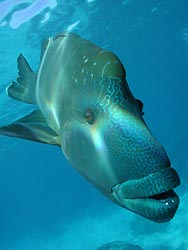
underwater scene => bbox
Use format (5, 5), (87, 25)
(0, 0), (188, 249)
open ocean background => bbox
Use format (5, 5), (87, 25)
(0, 1), (188, 249)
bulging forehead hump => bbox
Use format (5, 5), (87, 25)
(51, 33), (126, 80)
(94, 50), (126, 79)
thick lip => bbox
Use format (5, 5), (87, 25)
(112, 167), (180, 199)
(112, 167), (181, 222)
(122, 190), (180, 223)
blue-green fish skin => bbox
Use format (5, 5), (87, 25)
(0, 32), (180, 223)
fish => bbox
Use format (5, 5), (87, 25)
(96, 241), (144, 250)
(0, 32), (180, 222)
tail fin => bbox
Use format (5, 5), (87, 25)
(7, 54), (36, 104)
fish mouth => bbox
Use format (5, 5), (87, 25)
(112, 167), (180, 223)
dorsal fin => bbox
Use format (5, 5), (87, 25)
(40, 39), (49, 61)
(40, 37), (53, 62)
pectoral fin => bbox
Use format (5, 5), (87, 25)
(0, 110), (60, 146)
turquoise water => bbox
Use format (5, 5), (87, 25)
(0, 1), (188, 249)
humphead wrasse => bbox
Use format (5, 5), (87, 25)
(0, 32), (180, 222)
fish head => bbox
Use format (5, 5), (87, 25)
(60, 50), (180, 223)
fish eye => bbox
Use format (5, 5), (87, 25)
(84, 107), (95, 125)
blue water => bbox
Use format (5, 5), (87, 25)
(0, 1), (188, 249)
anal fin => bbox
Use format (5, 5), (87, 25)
(0, 110), (60, 146)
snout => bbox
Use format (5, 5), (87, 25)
(112, 167), (180, 223)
